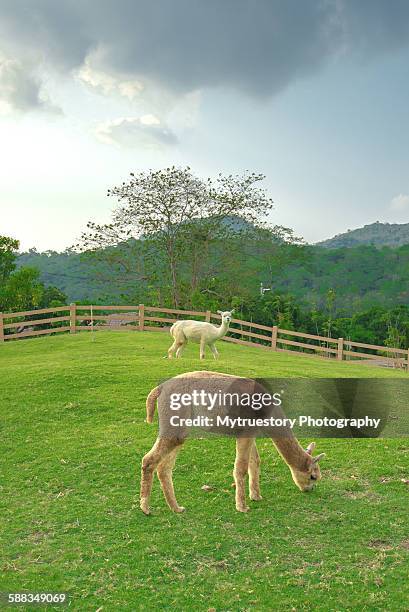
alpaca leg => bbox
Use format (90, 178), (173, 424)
(140, 437), (181, 515)
(199, 338), (206, 360)
(169, 328), (186, 358)
(233, 438), (253, 512)
(210, 343), (219, 360)
(168, 339), (178, 359)
(249, 441), (262, 501)
(175, 342), (186, 358)
(157, 445), (185, 513)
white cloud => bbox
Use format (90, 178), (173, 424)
(76, 57), (144, 101)
(389, 193), (409, 211)
(95, 116), (177, 148)
(139, 114), (161, 126)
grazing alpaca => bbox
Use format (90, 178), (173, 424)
(167, 310), (234, 360)
(140, 371), (325, 514)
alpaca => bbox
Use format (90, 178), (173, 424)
(167, 310), (234, 360)
(140, 371), (325, 514)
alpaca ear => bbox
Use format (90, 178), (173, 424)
(312, 453), (326, 463)
(217, 310), (222, 315)
(230, 309), (235, 314)
(305, 442), (316, 455)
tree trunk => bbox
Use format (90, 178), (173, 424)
(167, 244), (180, 308)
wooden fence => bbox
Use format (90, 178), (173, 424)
(1, 304), (408, 370)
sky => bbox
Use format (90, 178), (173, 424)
(1, 0), (409, 252)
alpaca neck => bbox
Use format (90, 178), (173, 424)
(216, 320), (230, 338)
(271, 436), (309, 471)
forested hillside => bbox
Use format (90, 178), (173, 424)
(317, 221), (409, 248)
(17, 250), (124, 303)
(17, 242), (409, 313)
(275, 244), (409, 312)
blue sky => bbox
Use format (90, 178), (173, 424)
(0, 1), (408, 251)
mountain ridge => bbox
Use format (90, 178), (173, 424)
(316, 221), (409, 248)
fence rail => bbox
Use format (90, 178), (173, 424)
(1, 304), (408, 370)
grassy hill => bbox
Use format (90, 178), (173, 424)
(317, 221), (409, 249)
(1, 332), (408, 610)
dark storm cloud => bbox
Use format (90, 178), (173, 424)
(0, 57), (44, 111)
(0, 54), (61, 113)
(1, 0), (409, 110)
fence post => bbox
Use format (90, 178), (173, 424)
(271, 325), (278, 350)
(0, 312), (4, 343)
(337, 337), (344, 361)
(69, 303), (76, 334)
(205, 310), (211, 322)
(139, 304), (145, 331)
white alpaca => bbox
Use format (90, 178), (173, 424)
(167, 310), (234, 360)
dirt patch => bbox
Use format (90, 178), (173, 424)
(368, 539), (394, 551)
(344, 491), (380, 501)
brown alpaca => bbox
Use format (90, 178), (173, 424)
(140, 371), (325, 514)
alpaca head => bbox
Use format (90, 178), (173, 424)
(217, 310), (235, 324)
(290, 442), (325, 492)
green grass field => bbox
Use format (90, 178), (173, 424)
(1, 331), (408, 611)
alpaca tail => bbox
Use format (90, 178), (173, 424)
(146, 385), (161, 423)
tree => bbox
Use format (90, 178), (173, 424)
(77, 167), (274, 307)
(40, 285), (67, 308)
(322, 288), (336, 339)
(0, 235), (67, 313)
(1, 267), (43, 312)
(0, 236), (19, 283)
